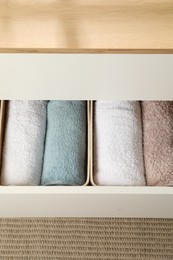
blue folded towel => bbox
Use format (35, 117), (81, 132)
(41, 101), (87, 185)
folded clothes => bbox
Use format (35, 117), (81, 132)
(94, 100), (146, 186)
(41, 101), (87, 186)
(142, 101), (173, 186)
(1, 100), (47, 185)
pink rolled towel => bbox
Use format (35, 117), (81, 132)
(142, 101), (173, 186)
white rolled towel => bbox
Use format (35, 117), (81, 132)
(1, 101), (47, 185)
(94, 101), (146, 186)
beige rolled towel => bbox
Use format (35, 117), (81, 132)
(142, 101), (173, 186)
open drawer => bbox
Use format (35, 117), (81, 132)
(0, 55), (173, 218)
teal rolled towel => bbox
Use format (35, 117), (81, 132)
(41, 101), (87, 185)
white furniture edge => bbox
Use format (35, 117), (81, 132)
(1, 54), (173, 100)
(0, 186), (172, 218)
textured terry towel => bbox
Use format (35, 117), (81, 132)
(94, 101), (146, 186)
(41, 101), (87, 186)
(1, 101), (47, 185)
(142, 101), (173, 186)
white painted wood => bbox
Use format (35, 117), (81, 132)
(0, 54), (173, 217)
(0, 54), (173, 100)
(0, 186), (172, 218)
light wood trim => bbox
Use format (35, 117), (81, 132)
(0, 1), (173, 53)
(1, 49), (173, 54)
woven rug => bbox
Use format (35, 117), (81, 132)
(0, 218), (172, 260)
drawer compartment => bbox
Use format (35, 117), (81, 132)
(0, 100), (90, 186)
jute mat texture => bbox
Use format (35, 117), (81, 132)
(0, 218), (172, 259)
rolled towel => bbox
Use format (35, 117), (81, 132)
(94, 101), (146, 186)
(142, 101), (173, 186)
(1, 100), (47, 185)
(41, 101), (87, 186)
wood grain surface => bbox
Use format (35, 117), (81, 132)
(0, 0), (173, 53)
